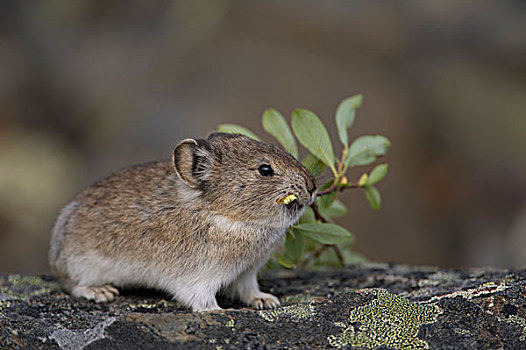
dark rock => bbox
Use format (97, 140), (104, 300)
(1, 264), (525, 349)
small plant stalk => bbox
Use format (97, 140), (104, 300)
(310, 202), (346, 267)
(316, 180), (360, 197)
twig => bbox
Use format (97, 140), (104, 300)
(302, 244), (345, 268)
(309, 202), (346, 267)
(332, 245), (345, 267)
(311, 202), (328, 223)
(299, 244), (329, 268)
(316, 181), (359, 197)
(312, 245), (330, 260)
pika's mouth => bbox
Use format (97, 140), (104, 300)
(285, 199), (301, 210)
(276, 194), (302, 210)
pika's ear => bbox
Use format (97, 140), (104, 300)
(172, 138), (212, 188)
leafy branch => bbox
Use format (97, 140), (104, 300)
(217, 94), (391, 269)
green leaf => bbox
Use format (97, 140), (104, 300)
(335, 94), (363, 147)
(316, 191), (337, 210)
(285, 229), (304, 262)
(299, 206), (316, 224)
(292, 223), (353, 245)
(320, 199), (347, 218)
(302, 153), (325, 177)
(366, 163), (388, 185)
(291, 109), (336, 173)
(320, 179), (334, 191)
(345, 135), (391, 168)
(262, 109), (298, 158)
(275, 252), (295, 269)
(364, 185), (381, 210)
(217, 124), (261, 141)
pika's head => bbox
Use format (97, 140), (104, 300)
(173, 133), (317, 227)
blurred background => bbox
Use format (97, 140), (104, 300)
(1, 0), (525, 274)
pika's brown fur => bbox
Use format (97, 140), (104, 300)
(49, 133), (316, 311)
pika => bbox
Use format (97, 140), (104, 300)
(49, 133), (317, 311)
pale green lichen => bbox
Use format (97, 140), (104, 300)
(453, 327), (471, 336)
(481, 281), (498, 288)
(327, 289), (440, 349)
(0, 300), (12, 311)
(0, 275), (60, 301)
(225, 319), (235, 328)
(279, 293), (317, 305)
(157, 299), (178, 307)
(498, 314), (526, 342)
(259, 302), (315, 323)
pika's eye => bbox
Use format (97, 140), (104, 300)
(258, 164), (274, 177)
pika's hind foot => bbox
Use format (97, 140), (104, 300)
(72, 285), (119, 303)
(246, 291), (280, 309)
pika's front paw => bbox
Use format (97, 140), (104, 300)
(72, 285), (119, 303)
(246, 292), (280, 309)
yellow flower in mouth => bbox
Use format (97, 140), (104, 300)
(276, 194), (297, 205)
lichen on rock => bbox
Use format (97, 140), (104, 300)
(258, 302), (316, 323)
(499, 314), (526, 342)
(0, 275), (60, 301)
(327, 289), (440, 349)
(0, 265), (524, 349)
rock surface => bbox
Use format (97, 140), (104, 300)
(1, 264), (525, 350)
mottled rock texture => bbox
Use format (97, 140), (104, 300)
(1, 264), (525, 349)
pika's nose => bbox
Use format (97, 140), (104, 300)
(306, 179), (317, 196)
